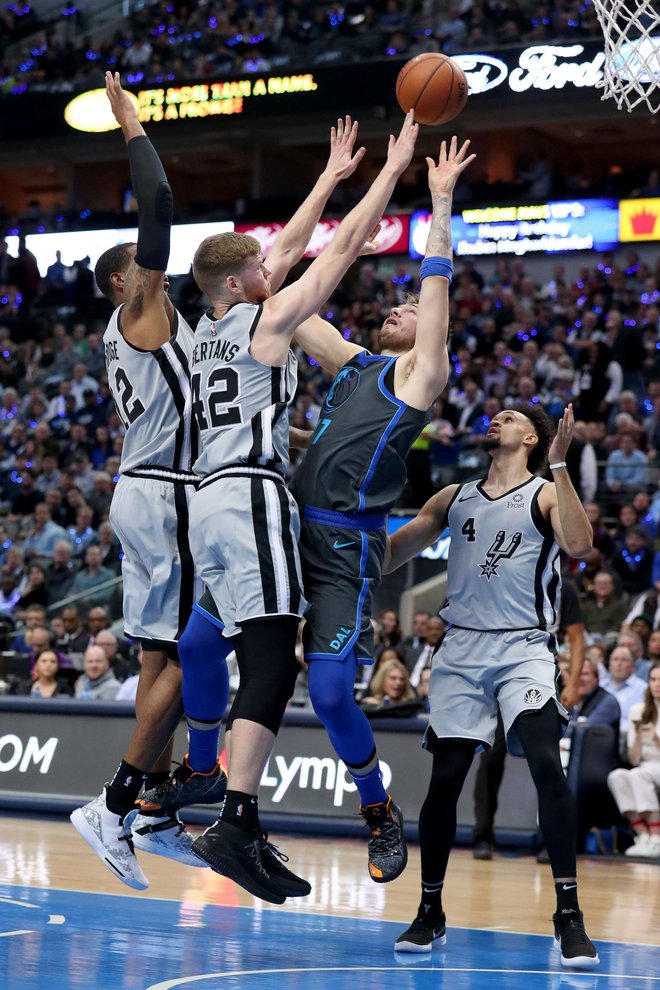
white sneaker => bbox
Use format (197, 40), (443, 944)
(625, 833), (651, 856)
(641, 834), (660, 857)
(70, 788), (148, 890)
(132, 813), (206, 867)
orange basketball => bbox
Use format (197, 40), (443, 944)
(396, 53), (468, 126)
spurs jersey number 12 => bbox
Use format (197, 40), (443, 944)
(103, 305), (196, 474)
(441, 476), (561, 631)
(191, 304), (297, 477)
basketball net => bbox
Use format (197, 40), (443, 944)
(590, 0), (660, 112)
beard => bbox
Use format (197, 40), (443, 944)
(377, 325), (407, 354)
(483, 436), (501, 452)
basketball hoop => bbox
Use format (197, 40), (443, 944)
(590, 0), (660, 112)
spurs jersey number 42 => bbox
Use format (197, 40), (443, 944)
(441, 476), (561, 631)
(191, 304), (297, 477)
(103, 305), (196, 474)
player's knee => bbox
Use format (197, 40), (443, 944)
(178, 610), (224, 673)
(308, 664), (351, 725)
(230, 617), (300, 733)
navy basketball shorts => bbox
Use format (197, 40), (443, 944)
(299, 517), (386, 664)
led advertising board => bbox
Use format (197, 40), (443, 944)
(236, 214), (410, 258)
(5, 221), (234, 277)
(410, 199), (620, 258)
(619, 198), (660, 243)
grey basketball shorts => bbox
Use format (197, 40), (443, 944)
(189, 471), (309, 638)
(298, 508), (387, 664)
(110, 473), (200, 645)
(427, 626), (569, 754)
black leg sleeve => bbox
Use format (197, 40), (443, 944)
(419, 734), (478, 884)
(515, 701), (578, 878)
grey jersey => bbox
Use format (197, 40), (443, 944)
(104, 305), (197, 474)
(192, 304), (297, 478)
(441, 475), (561, 631)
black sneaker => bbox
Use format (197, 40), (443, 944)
(553, 910), (600, 969)
(473, 841), (494, 861)
(135, 758), (227, 817)
(360, 796), (408, 883)
(395, 912), (447, 953)
(258, 832), (311, 897)
(192, 819), (286, 904)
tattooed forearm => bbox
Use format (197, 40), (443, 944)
(425, 193), (452, 259)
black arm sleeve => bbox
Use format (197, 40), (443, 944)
(127, 135), (173, 272)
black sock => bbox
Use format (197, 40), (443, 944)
(220, 790), (259, 833)
(554, 880), (580, 915)
(106, 761), (144, 817)
(143, 770), (169, 791)
(419, 880), (444, 922)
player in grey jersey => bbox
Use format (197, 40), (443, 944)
(385, 404), (599, 969)
(71, 73), (213, 889)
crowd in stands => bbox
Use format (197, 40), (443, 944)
(0, 216), (659, 851)
(1, 0), (606, 98)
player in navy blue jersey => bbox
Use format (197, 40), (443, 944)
(291, 137), (475, 884)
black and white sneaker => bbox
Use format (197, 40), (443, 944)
(258, 833), (311, 897)
(192, 819), (286, 904)
(134, 757), (227, 818)
(553, 910), (600, 969)
(132, 812), (205, 868)
(360, 796), (408, 883)
(395, 913), (447, 953)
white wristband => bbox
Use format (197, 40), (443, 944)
(549, 461), (567, 471)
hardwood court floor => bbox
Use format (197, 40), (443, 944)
(1, 816), (658, 990)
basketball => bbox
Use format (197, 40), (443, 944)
(396, 53), (469, 126)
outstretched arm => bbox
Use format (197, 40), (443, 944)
(105, 71), (174, 349)
(539, 404), (593, 558)
(260, 112), (419, 338)
(293, 315), (364, 378)
(266, 117), (366, 292)
(395, 137), (475, 411)
(384, 485), (458, 573)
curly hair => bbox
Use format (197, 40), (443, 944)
(512, 403), (555, 474)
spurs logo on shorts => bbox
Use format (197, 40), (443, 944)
(524, 687), (543, 705)
(479, 529), (522, 579)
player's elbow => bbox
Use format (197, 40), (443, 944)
(567, 539), (593, 559)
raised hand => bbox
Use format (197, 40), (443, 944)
(105, 71), (141, 137)
(324, 116), (366, 182)
(548, 403), (575, 465)
(386, 110), (419, 175)
(426, 136), (476, 196)
(359, 222), (382, 257)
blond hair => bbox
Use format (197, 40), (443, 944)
(193, 232), (260, 298)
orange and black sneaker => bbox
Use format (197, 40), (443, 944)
(359, 796), (408, 883)
(133, 757), (227, 818)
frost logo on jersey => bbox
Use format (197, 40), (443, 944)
(524, 688), (543, 705)
(324, 367), (360, 411)
(479, 529), (522, 579)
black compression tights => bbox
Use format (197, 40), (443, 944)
(515, 701), (578, 878)
(418, 736), (477, 885)
(419, 702), (577, 885)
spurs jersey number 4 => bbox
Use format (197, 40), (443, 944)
(103, 305), (196, 474)
(191, 304), (297, 477)
(441, 476), (560, 631)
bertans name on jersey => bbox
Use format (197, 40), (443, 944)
(192, 338), (240, 365)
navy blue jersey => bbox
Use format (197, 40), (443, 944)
(292, 352), (428, 515)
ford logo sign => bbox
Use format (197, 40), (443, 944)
(452, 53), (509, 94)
